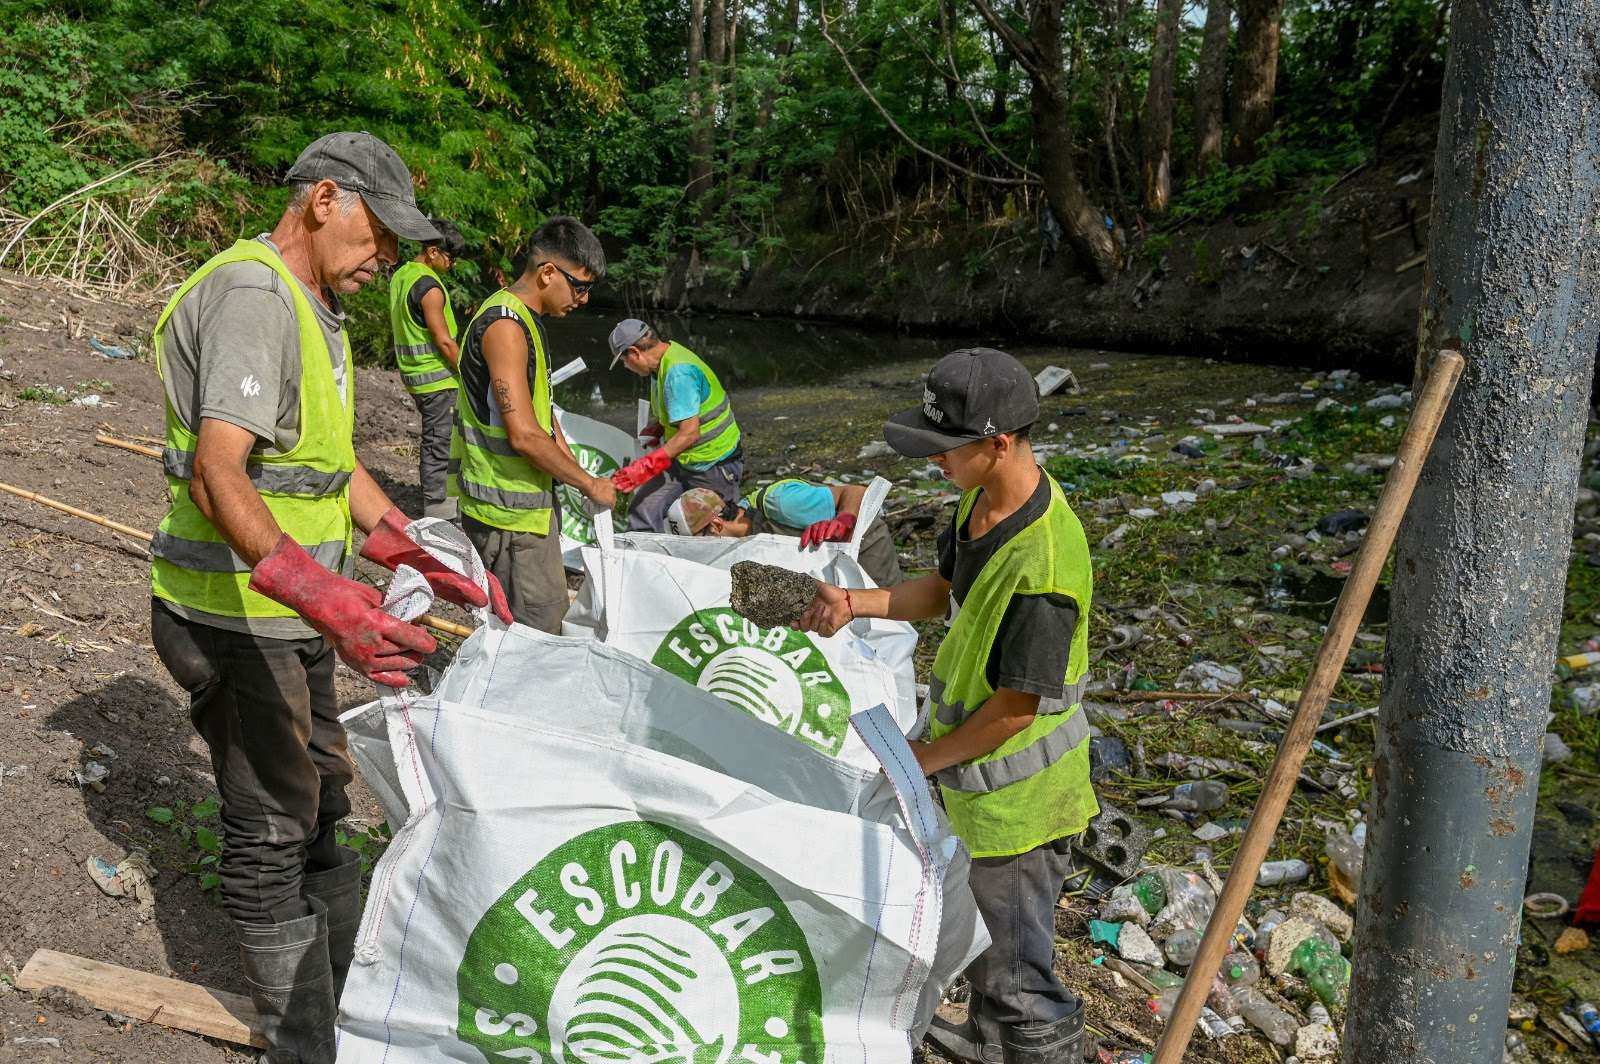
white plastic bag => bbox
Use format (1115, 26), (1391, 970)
(336, 628), (987, 1062)
(553, 408), (639, 569)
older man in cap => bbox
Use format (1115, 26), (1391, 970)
(148, 131), (510, 1063)
(609, 318), (744, 531)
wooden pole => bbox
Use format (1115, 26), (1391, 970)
(0, 481), (475, 641)
(95, 432), (162, 459)
(1152, 349), (1464, 1064)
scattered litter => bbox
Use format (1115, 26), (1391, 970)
(1166, 780), (1229, 812)
(1160, 490), (1198, 508)
(1555, 926), (1590, 954)
(857, 440), (894, 459)
(1099, 522), (1132, 550)
(1035, 365), (1082, 397)
(1115, 922), (1165, 965)
(1175, 660), (1243, 692)
(1365, 392), (1409, 410)
(1544, 732), (1573, 764)
(69, 394), (105, 407)
(10, 1037), (62, 1048)
(84, 851), (155, 912)
(1192, 821), (1232, 843)
(1202, 422), (1273, 437)
(1257, 859), (1311, 886)
(74, 760), (109, 792)
(1315, 508), (1369, 535)
(1523, 891), (1570, 919)
(89, 337), (135, 359)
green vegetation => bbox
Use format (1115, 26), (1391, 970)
(0, 0), (1448, 354)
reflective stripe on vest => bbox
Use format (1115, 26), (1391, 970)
(161, 448), (351, 496)
(448, 292), (555, 534)
(651, 342), (740, 466)
(935, 706), (1091, 793)
(151, 532), (348, 573)
(930, 673), (1091, 728)
(389, 261), (457, 395)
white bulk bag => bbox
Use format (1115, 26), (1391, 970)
(336, 628), (988, 1063)
(552, 408), (639, 569)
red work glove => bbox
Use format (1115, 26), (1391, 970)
(360, 507), (512, 624)
(640, 422), (664, 448)
(613, 448), (673, 492)
(800, 512), (856, 548)
(249, 535), (436, 686)
(1577, 847), (1600, 927)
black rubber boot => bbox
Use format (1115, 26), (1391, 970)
(301, 847), (362, 998)
(237, 898), (338, 1064)
(1000, 999), (1087, 1064)
(925, 1008), (1004, 1064)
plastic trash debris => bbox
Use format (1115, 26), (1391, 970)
(1131, 871), (1169, 916)
(1291, 937), (1352, 1008)
(1257, 858), (1312, 886)
(1505, 1029), (1527, 1057)
(1098, 886), (1150, 926)
(1233, 986), (1297, 1046)
(1572, 684), (1600, 712)
(1255, 908), (1288, 958)
(1090, 735), (1132, 783)
(1161, 490), (1198, 508)
(1223, 950), (1261, 987)
(84, 851), (155, 912)
(1577, 1002), (1600, 1040)
(1166, 780), (1230, 812)
(1151, 868), (1218, 937)
(1192, 821), (1232, 843)
(1265, 917), (1338, 976)
(857, 439), (895, 459)
(90, 337), (135, 359)
(1099, 522), (1133, 550)
(1315, 508), (1370, 535)
(1366, 392), (1409, 409)
(1172, 440), (1206, 459)
(1104, 624), (1145, 651)
(727, 560), (820, 628)
(75, 759), (110, 792)
(1522, 891), (1570, 919)
(1295, 1003), (1340, 1060)
(69, 394), (105, 407)
(1153, 752), (1241, 778)
(1089, 919), (1125, 949)
(1555, 926), (1590, 954)
(1203, 422), (1273, 436)
(1175, 660), (1244, 692)
(1035, 365), (1082, 397)
(1164, 928), (1202, 967)
(1544, 732), (1573, 764)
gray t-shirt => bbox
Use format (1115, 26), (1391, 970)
(157, 234), (351, 639)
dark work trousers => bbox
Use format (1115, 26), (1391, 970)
(411, 387), (457, 518)
(151, 600), (352, 926)
(462, 505), (568, 634)
(965, 838), (1081, 1026)
(626, 449), (745, 532)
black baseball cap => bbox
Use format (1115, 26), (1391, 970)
(284, 132), (439, 242)
(883, 347), (1040, 458)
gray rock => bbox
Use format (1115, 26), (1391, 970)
(1115, 922), (1164, 966)
(729, 561), (821, 630)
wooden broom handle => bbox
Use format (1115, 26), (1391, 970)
(0, 480), (475, 640)
(1152, 349), (1464, 1064)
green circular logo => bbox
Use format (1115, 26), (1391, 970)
(651, 608), (853, 756)
(456, 820), (825, 1063)
(557, 444), (621, 543)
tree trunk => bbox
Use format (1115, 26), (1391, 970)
(686, 0), (711, 206)
(989, 34), (1011, 127)
(1101, 0), (1130, 209)
(1027, 0), (1120, 280)
(1140, 0), (1183, 212)
(1227, 0), (1283, 164)
(723, 0), (740, 197)
(1342, 2), (1600, 1062)
(754, 0), (799, 133)
(1194, 0), (1230, 174)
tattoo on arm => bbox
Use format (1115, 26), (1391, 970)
(492, 378), (515, 415)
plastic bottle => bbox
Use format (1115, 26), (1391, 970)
(1291, 938), (1352, 1008)
(1164, 928), (1202, 967)
(1254, 908), (1288, 959)
(1578, 1001), (1600, 1040)
(1150, 986), (1181, 1022)
(1232, 986), (1297, 1046)
(1167, 780), (1229, 811)
(1223, 949), (1261, 987)
(1131, 871), (1168, 916)
(1152, 872), (1218, 935)
(1257, 859), (1312, 886)
(1325, 824), (1367, 882)
(1206, 974), (1239, 1018)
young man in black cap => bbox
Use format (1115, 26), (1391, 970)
(149, 131), (511, 1064)
(795, 348), (1096, 1064)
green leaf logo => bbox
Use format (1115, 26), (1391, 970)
(650, 608), (852, 756)
(456, 821), (824, 1064)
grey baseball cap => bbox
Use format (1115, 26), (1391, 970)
(608, 318), (651, 368)
(284, 132), (439, 242)
(883, 347), (1040, 457)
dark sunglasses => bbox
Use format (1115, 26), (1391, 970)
(542, 261), (597, 297)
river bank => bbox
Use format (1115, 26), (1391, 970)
(608, 147), (1438, 378)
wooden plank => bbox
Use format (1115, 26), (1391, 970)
(16, 949), (266, 1049)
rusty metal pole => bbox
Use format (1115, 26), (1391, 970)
(1342, 0), (1600, 1060)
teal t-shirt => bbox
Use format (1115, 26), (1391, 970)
(750, 480), (836, 529)
(662, 363), (716, 469)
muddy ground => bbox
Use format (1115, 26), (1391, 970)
(1, 268), (1597, 1062)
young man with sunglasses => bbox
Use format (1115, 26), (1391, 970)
(608, 319), (743, 532)
(388, 217), (467, 517)
(448, 216), (616, 632)
(793, 348), (1096, 1064)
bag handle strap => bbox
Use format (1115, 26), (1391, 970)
(851, 703), (945, 1031)
(848, 476), (892, 557)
